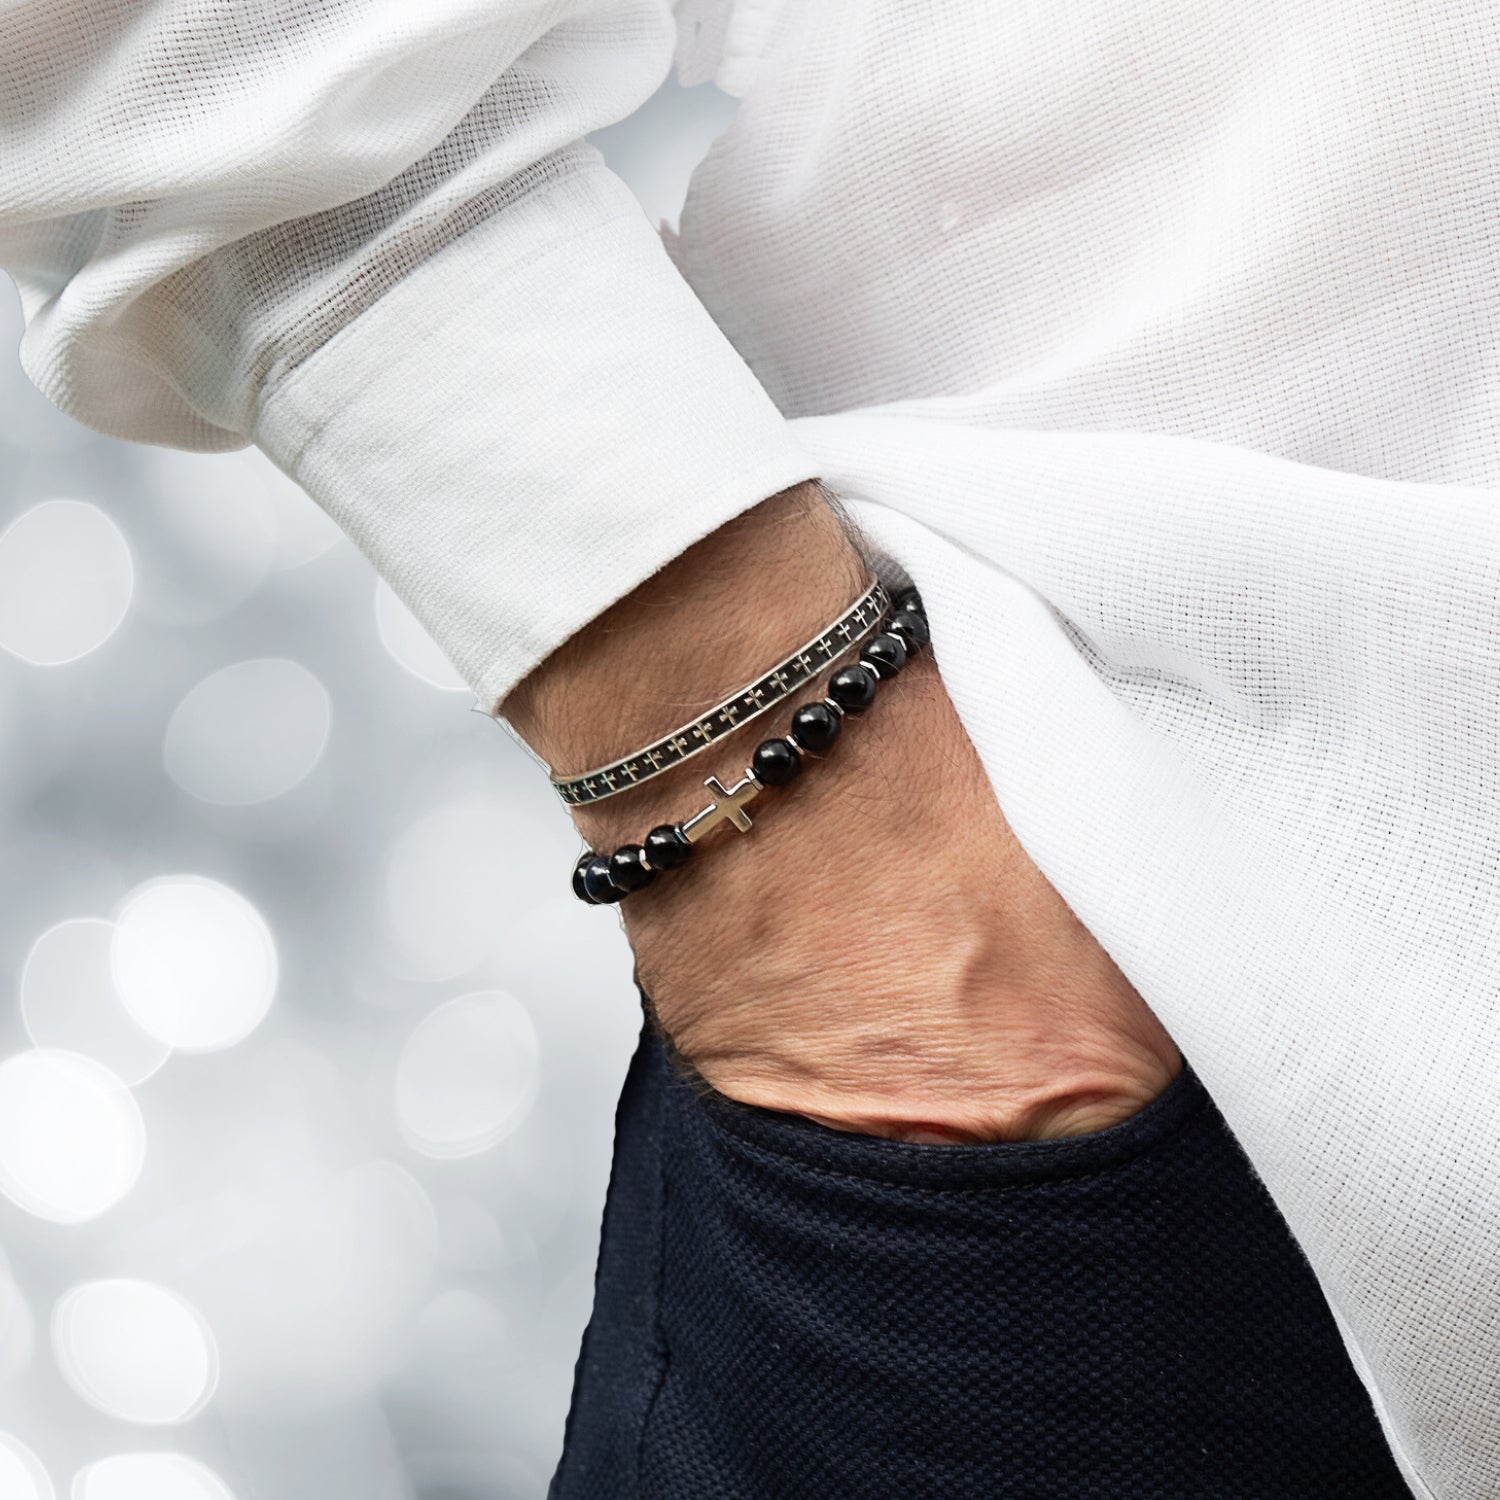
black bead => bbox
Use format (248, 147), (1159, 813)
(608, 845), (655, 893)
(790, 701), (842, 753)
(888, 608), (931, 651)
(644, 823), (692, 870)
(572, 852), (598, 903)
(828, 662), (879, 713)
(860, 631), (908, 680)
(752, 737), (803, 786)
(581, 855), (625, 904)
(895, 587), (924, 616)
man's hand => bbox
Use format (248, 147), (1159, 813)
(502, 481), (1181, 1142)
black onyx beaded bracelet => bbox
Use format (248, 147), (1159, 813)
(571, 589), (929, 905)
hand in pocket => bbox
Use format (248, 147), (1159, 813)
(590, 640), (1182, 1144)
(505, 482), (1180, 1144)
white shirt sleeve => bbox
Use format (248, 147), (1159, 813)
(0, 0), (816, 712)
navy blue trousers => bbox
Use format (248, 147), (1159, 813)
(550, 1019), (1410, 1498)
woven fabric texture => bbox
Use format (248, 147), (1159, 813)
(552, 1021), (1411, 1498)
(4, 3), (1500, 1492)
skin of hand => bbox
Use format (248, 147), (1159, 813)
(502, 481), (1182, 1142)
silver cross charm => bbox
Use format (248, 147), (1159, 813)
(681, 771), (763, 844)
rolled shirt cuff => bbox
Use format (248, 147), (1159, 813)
(252, 161), (818, 716)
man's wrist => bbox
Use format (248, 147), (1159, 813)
(500, 479), (870, 835)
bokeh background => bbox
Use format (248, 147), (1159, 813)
(0, 70), (738, 1500)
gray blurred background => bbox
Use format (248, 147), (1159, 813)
(0, 71), (738, 1500)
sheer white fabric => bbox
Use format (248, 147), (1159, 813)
(4, 2), (1500, 1494)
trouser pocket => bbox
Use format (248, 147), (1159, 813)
(552, 1023), (1408, 1500)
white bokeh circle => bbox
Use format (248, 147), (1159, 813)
(396, 991), (540, 1158)
(0, 1432), (54, 1500)
(0, 1051), (145, 1224)
(111, 877), (277, 1052)
(53, 1280), (219, 1425)
(163, 659), (331, 806)
(70, 1453), (234, 1500)
(20, 919), (169, 1086)
(373, 580), (467, 692)
(0, 501), (132, 665)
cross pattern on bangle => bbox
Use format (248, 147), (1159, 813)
(545, 576), (890, 807)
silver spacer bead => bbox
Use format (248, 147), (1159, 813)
(822, 696), (846, 718)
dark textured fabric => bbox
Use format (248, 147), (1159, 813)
(550, 1019), (1410, 1499)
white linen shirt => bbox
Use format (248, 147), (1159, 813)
(4, 3), (1499, 1494)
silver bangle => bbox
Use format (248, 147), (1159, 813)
(546, 575), (890, 807)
